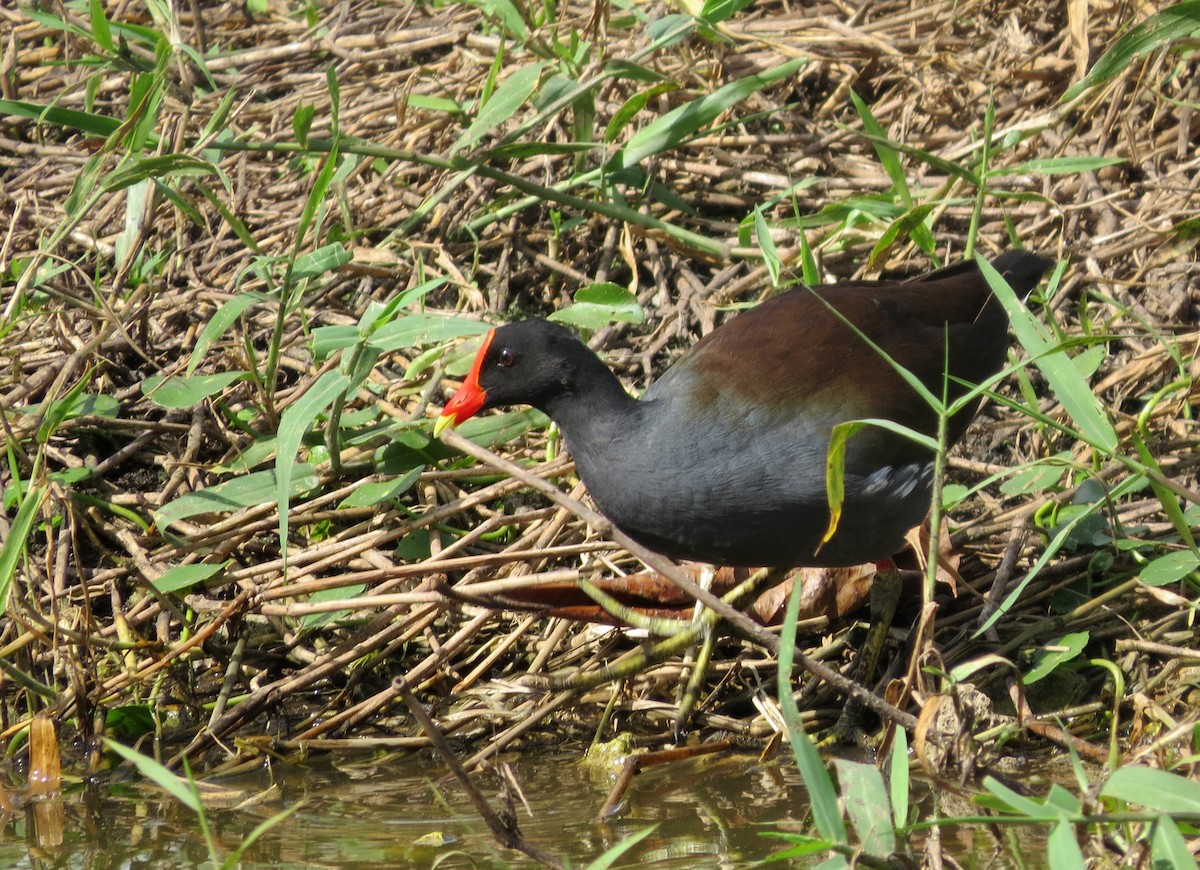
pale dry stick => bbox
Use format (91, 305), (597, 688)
(127, 478), (534, 629)
(1006, 680), (1109, 764)
(1114, 638), (1200, 662)
(213, 466), (576, 591)
(262, 563), (585, 603)
(524, 617), (576, 677)
(437, 428), (918, 732)
(89, 427), (179, 480)
(453, 614), (541, 692)
(173, 605), (424, 762)
(417, 499), (573, 590)
(292, 608), (495, 741)
(207, 636), (245, 731)
(0, 590), (252, 745)
(275, 736), (430, 752)
(405, 509), (509, 568)
(259, 591), (447, 617)
(456, 688), (585, 774)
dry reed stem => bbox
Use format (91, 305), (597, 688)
(0, 0), (1196, 774)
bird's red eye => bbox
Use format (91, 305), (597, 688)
(497, 348), (515, 368)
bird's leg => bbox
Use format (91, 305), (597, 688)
(575, 577), (695, 637)
(550, 620), (709, 692)
(669, 565), (793, 734)
(549, 566), (787, 697)
(672, 566), (717, 737)
(818, 561), (905, 746)
(673, 631), (719, 738)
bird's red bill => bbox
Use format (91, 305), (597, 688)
(434, 328), (495, 436)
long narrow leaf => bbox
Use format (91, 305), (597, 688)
(0, 484), (48, 616)
(850, 90), (910, 206)
(1063, 3), (1200, 101)
(835, 759), (896, 857)
(275, 370), (351, 564)
(890, 727), (909, 830)
(104, 739), (203, 813)
(779, 579), (847, 844)
(453, 62), (544, 154)
(102, 154), (221, 191)
(852, 130), (980, 185)
(617, 58), (804, 169)
(1047, 820), (1086, 869)
(188, 293), (272, 374)
(978, 256), (1118, 452)
(153, 465), (321, 531)
(1100, 765), (1200, 813)
(1150, 817), (1196, 868)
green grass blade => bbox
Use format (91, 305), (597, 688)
(779, 579), (847, 844)
(981, 776), (1062, 821)
(1130, 431), (1199, 553)
(291, 242), (351, 280)
(977, 494), (1114, 634)
(104, 739), (203, 813)
(37, 371), (91, 442)
(991, 156), (1126, 176)
(868, 203), (935, 268)
(1063, 3), (1200, 101)
(0, 102), (152, 144)
(1100, 765), (1200, 813)
(142, 372), (250, 409)
(1140, 550), (1200, 586)
(102, 154), (221, 191)
(753, 205), (781, 287)
(548, 283), (645, 329)
(584, 825), (657, 869)
(977, 256), (1118, 452)
(834, 759), (896, 857)
(851, 130), (980, 186)
(1150, 816), (1195, 868)
(153, 465), (320, 531)
(153, 562), (226, 594)
(453, 61), (545, 154)
(890, 727), (909, 830)
(88, 0), (114, 52)
(617, 58), (804, 169)
(700, 0), (757, 25)
(275, 370), (351, 564)
(0, 483), (48, 616)
(187, 292), (272, 374)
(605, 81), (678, 143)
(1047, 819), (1085, 870)
(24, 8), (97, 43)
(850, 89), (910, 206)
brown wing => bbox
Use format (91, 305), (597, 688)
(650, 260), (1007, 449)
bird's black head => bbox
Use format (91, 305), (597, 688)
(436, 320), (595, 432)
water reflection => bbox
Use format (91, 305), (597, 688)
(1, 746), (812, 868)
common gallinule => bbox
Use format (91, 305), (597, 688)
(435, 251), (1051, 574)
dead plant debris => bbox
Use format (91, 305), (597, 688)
(1, 0), (1198, 788)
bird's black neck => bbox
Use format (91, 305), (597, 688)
(540, 352), (642, 446)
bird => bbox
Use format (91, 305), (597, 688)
(434, 251), (1051, 576)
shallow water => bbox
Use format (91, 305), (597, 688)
(1, 746), (808, 868)
(1, 745), (1043, 868)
